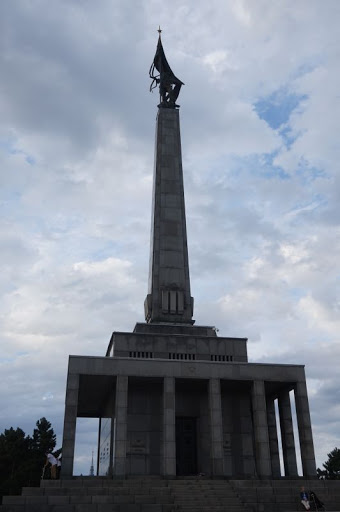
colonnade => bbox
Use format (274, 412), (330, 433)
(61, 375), (316, 478)
(255, 380), (316, 478)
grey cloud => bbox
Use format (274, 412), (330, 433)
(1, 0), (340, 474)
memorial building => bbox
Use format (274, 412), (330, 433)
(61, 33), (317, 481)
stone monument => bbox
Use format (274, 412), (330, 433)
(60, 32), (316, 481)
(6, 32), (340, 512)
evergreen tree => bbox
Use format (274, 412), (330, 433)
(0, 418), (58, 498)
(0, 427), (31, 496)
(32, 417), (56, 455)
(322, 447), (340, 479)
(29, 417), (57, 485)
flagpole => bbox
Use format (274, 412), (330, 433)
(158, 26), (162, 106)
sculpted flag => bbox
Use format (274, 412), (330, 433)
(149, 35), (184, 107)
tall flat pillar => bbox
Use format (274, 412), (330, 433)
(208, 379), (225, 476)
(96, 418), (101, 476)
(114, 375), (128, 476)
(163, 377), (176, 476)
(294, 381), (316, 477)
(251, 380), (272, 478)
(61, 373), (79, 477)
(278, 389), (298, 476)
(266, 397), (281, 477)
(144, 107), (194, 324)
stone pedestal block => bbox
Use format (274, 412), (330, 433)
(252, 380), (271, 478)
(163, 377), (176, 476)
(208, 379), (225, 476)
(114, 375), (128, 476)
(295, 380), (316, 476)
(278, 389), (298, 476)
(61, 373), (79, 478)
(266, 397), (281, 477)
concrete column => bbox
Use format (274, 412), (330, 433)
(208, 379), (225, 476)
(278, 389), (298, 476)
(114, 375), (128, 476)
(251, 380), (272, 478)
(61, 372), (79, 477)
(266, 397), (281, 477)
(294, 381), (317, 477)
(96, 417), (101, 476)
(163, 377), (176, 476)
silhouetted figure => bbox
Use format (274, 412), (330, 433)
(45, 451), (57, 479)
(150, 29), (184, 108)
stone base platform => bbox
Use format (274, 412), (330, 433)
(0, 477), (248, 512)
(232, 479), (340, 512)
(1, 477), (340, 512)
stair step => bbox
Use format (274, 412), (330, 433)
(0, 478), (249, 512)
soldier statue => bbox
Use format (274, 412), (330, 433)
(149, 28), (184, 108)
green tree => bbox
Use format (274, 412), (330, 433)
(0, 417), (58, 498)
(29, 417), (57, 485)
(0, 427), (31, 496)
(32, 417), (56, 456)
(322, 447), (340, 479)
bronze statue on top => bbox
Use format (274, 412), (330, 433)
(149, 29), (184, 108)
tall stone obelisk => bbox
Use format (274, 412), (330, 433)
(144, 33), (194, 324)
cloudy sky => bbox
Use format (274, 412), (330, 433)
(1, 0), (340, 475)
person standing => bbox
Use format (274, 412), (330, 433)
(56, 453), (62, 479)
(45, 451), (58, 479)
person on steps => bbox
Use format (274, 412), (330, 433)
(300, 486), (310, 510)
(45, 451), (58, 480)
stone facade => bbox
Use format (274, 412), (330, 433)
(61, 345), (316, 478)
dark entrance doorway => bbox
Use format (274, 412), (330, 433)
(175, 417), (197, 475)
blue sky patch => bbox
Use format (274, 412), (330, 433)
(25, 155), (35, 165)
(255, 88), (307, 130)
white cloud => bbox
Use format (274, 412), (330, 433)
(0, 0), (340, 475)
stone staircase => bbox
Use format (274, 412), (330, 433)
(170, 479), (249, 511)
(0, 477), (249, 512)
(232, 479), (340, 512)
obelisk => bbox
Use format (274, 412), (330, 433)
(144, 32), (194, 324)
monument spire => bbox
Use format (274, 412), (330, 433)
(145, 33), (194, 324)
